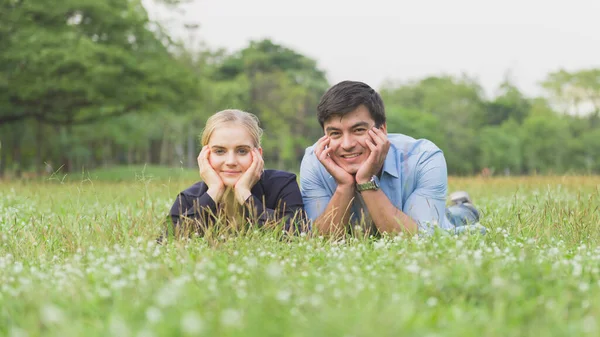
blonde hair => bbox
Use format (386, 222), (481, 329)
(200, 109), (263, 147)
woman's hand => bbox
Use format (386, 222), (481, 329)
(198, 145), (225, 203)
(234, 148), (264, 205)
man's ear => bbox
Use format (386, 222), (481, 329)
(379, 123), (387, 134)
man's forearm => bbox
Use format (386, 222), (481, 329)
(360, 189), (418, 235)
(313, 185), (355, 237)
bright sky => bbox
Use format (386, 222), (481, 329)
(144, 0), (600, 99)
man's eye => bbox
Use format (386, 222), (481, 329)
(355, 128), (367, 133)
(329, 132), (341, 137)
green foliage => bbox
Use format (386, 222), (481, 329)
(542, 68), (600, 115)
(478, 119), (522, 174)
(2, 1), (600, 176)
(385, 104), (445, 149)
(381, 75), (487, 175)
(521, 113), (570, 174)
(486, 80), (531, 125)
(0, 0), (199, 125)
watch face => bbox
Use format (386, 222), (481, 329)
(371, 175), (380, 189)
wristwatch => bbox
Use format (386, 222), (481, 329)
(356, 175), (380, 192)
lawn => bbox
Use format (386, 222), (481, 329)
(1, 169), (599, 336)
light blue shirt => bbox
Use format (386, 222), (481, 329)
(299, 133), (453, 233)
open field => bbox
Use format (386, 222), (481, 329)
(1, 170), (600, 336)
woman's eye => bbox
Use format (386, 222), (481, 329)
(214, 149), (225, 155)
(237, 149), (249, 155)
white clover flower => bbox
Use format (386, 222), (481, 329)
(426, 297), (438, 307)
(136, 328), (155, 337)
(137, 269), (147, 281)
(265, 262), (282, 279)
(405, 263), (420, 274)
(373, 240), (387, 250)
(583, 315), (597, 333)
(578, 282), (590, 292)
(155, 283), (181, 308)
(573, 262), (583, 277)
(276, 289), (292, 303)
(492, 276), (505, 288)
(181, 311), (204, 335)
(220, 308), (243, 328)
(146, 307), (162, 324)
(111, 279), (127, 290)
(40, 304), (64, 325)
(236, 289), (247, 299)
(9, 327), (28, 337)
(109, 316), (130, 337)
(245, 257), (258, 268)
(13, 262), (23, 274)
(309, 295), (322, 307)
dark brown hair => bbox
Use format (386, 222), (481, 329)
(317, 80), (386, 128)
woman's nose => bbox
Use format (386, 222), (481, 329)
(225, 152), (237, 165)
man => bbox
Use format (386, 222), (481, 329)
(299, 80), (483, 237)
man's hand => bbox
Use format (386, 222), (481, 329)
(234, 148), (263, 205)
(198, 146), (225, 203)
(355, 127), (390, 184)
(314, 135), (355, 187)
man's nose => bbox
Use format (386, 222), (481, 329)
(341, 134), (355, 150)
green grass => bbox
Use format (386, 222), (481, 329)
(54, 165), (201, 182)
(1, 174), (600, 336)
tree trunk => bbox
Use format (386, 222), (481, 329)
(127, 147), (133, 165)
(149, 139), (161, 164)
(0, 132), (6, 178)
(60, 124), (73, 173)
(13, 127), (22, 178)
(187, 127), (195, 168)
(35, 119), (43, 174)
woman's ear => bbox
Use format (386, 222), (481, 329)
(258, 147), (263, 156)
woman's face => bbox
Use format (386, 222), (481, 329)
(208, 123), (262, 187)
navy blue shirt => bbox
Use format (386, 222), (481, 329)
(169, 170), (306, 234)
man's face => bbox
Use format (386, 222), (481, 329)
(322, 105), (387, 175)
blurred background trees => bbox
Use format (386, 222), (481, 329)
(1, 0), (599, 178)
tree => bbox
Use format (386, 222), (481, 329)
(521, 112), (570, 174)
(486, 80), (531, 125)
(0, 0), (199, 126)
(541, 68), (600, 117)
(385, 104), (445, 150)
(381, 75), (487, 175)
(478, 119), (522, 174)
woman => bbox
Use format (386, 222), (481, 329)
(168, 109), (306, 237)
